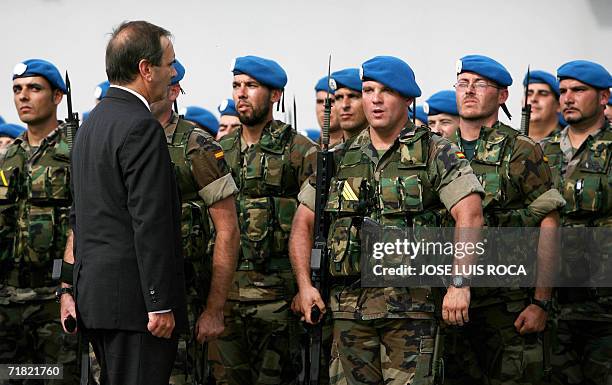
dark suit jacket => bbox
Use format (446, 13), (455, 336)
(71, 87), (187, 333)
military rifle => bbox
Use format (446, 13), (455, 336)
(521, 66), (532, 136)
(306, 55), (335, 385)
(64, 72), (79, 151)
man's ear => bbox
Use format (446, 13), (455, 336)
(270, 88), (282, 104)
(498, 88), (509, 104)
(53, 90), (64, 106)
(138, 59), (153, 82)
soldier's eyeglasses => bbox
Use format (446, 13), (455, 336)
(454, 80), (500, 92)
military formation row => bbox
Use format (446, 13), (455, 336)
(1, 19), (611, 385)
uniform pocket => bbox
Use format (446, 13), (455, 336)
(271, 197), (297, 255)
(328, 217), (361, 277)
(27, 206), (55, 255)
(240, 197), (270, 263)
(264, 155), (284, 187)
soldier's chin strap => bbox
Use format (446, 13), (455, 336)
(500, 103), (512, 120)
(276, 90), (285, 113)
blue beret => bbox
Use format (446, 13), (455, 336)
(409, 105), (428, 124)
(457, 55), (512, 87)
(361, 56), (421, 97)
(218, 99), (238, 116)
(183, 106), (219, 135)
(523, 70), (560, 97)
(314, 76), (335, 94)
(94, 81), (110, 100)
(303, 128), (320, 142)
(171, 60), (185, 85)
(232, 56), (287, 89)
(0, 116), (5, 125)
(424, 90), (458, 116)
(557, 60), (612, 89)
(0, 123), (26, 138)
(331, 68), (362, 92)
(12, 59), (67, 93)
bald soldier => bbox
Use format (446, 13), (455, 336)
(290, 55), (484, 384)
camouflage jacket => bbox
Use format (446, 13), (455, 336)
(0, 124), (71, 302)
(542, 121), (612, 320)
(220, 119), (317, 301)
(164, 112), (237, 298)
(301, 122), (484, 320)
(457, 121), (565, 307)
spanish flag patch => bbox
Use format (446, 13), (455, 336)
(455, 152), (466, 159)
(214, 150), (224, 160)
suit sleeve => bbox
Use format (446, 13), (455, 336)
(119, 118), (180, 312)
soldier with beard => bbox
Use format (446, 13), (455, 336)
(212, 55), (317, 385)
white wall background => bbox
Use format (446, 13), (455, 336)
(0, 0), (610, 130)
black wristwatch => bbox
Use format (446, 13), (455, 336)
(450, 275), (471, 288)
(531, 298), (552, 312)
(55, 287), (73, 303)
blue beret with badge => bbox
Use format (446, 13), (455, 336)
(0, 116), (5, 125)
(424, 90), (458, 116)
(218, 99), (238, 117)
(171, 60), (185, 85)
(523, 70), (560, 97)
(314, 76), (335, 94)
(331, 68), (362, 92)
(12, 59), (67, 93)
(303, 128), (320, 142)
(0, 123), (26, 139)
(94, 80), (110, 101)
(182, 106), (219, 135)
(557, 60), (612, 89)
(361, 56), (421, 98)
(409, 105), (428, 124)
(457, 55), (513, 87)
(231, 56), (287, 89)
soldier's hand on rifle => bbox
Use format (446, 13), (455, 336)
(295, 286), (325, 325)
(195, 307), (225, 344)
(60, 289), (77, 334)
(514, 304), (547, 334)
(442, 286), (470, 326)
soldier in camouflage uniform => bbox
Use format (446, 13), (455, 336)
(331, 68), (368, 143)
(149, 60), (240, 385)
(424, 90), (460, 140)
(541, 60), (612, 385)
(290, 55), (485, 385)
(522, 70), (564, 146)
(444, 55), (565, 385)
(209, 55), (317, 385)
(314, 75), (342, 147)
(0, 59), (78, 384)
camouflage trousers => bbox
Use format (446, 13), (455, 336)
(332, 318), (437, 385)
(443, 300), (544, 385)
(170, 298), (213, 385)
(551, 319), (612, 385)
(208, 299), (302, 385)
(0, 299), (79, 385)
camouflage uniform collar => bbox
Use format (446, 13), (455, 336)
(13, 122), (62, 155)
(240, 119), (292, 152)
(348, 121), (422, 151)
(164, 111), (180, 142)
(560, 120), (609, 147)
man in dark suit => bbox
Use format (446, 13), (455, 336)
(67, 20), (187, 385)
